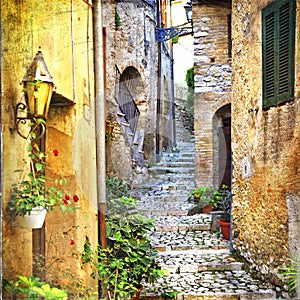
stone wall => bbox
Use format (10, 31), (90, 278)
(1, 0), (98, 293)
(193, 4), (232, 187)
(103, 0), (174, 179)
(231, 0), (300, 286)
(103, 1), (159, 181)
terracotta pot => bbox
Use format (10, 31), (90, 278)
(218, 219), (230, 240)
(202, 205), (213, 213)
(132, 286), (143, 300)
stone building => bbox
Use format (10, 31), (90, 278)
(230, 0), (299, 286)
(102, 0), (175, 185)
(193, 0), (232, 189)
(193, 0), (299, 288)
(0, 0), (102, 295)
(0, 0), (177, 296)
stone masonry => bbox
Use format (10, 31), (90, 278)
(231, 0), (300, 286)
(193, 3), (232, 188)
(132, 104), (280, 299)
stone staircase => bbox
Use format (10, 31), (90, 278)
(131, 110), (278, 299)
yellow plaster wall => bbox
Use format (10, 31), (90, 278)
(1, 0), (99, 294)
(231, 0), (300, 284)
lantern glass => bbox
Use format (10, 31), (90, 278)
(184, 4), (192, 23)
(24, 81), (53, 119)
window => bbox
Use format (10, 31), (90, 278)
(262, 0), (296, 109)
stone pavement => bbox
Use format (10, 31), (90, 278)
(131, 110), (280, 299)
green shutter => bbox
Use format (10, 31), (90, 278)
(263, 10), (276, 107)
(262, 0), (295, 109)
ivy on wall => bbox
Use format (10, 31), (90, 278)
(185, 66), (194, 112)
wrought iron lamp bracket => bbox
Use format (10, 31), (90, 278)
(15, 102), (46, 140)
(155, 25), (192, 42)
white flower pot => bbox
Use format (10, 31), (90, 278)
(17, 206), (47, 229)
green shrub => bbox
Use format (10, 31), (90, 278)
(106, 174), (131, 201)
(82, 197), (163, 299)
(3, 275), (68, 299)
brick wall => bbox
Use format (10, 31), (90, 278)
(193, 4), (232, 187)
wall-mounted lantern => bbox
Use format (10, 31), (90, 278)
(184, 2), (193, 23)
(155, 1), (193, 42)
(15, 48), (54, 139)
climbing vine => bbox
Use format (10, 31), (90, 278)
(185, 66), (194, 112)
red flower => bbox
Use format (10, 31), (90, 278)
(53, 149), (59, 156)
(70, 238), (75, 245)
(64, 195), (70, 200)
(73, 195), (79, 202)
(63, 199), (68, 205)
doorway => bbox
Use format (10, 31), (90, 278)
(214, 104), (232, 189)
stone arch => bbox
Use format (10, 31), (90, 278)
(213, 103), (232, 188)
(119, 66), (151, 165)
(120, 66), (146, 133)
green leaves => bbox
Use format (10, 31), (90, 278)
(83, 185), (162, 299)
(280, 256), (299, 295)
(9, 130), (78, 216)
(3, 275), (68, 300)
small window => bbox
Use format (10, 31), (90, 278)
(262, 0), (296, 109)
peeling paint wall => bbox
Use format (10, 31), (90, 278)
(231, 0), (300, 285)
(1, 0), (98, 294)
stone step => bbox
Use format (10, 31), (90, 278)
(139, 194), (190, 202)
(150, 166), (195, 175)
(158, 252), (244, 274)
(138, 208), (189, 217)
(155, 223), (210, 232)
(150, 230), (229, 251)
(161, 152), (195, 158)
(141, 290), (276, 300)
(155, 161), (195, 168)
(153, 215), (211, 229)
(141, 261), (276, 299)
(152, 173), (194, 182)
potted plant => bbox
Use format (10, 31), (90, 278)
(218, 186), (231, 240)
(188, 186), (223, 213)
(8, 129), (78, 229)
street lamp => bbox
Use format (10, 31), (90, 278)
(15, 48), (54, 139)
(184, 2), (193, 23)
(155, 1), (193, 42)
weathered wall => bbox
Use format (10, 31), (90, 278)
(231, 0), (300, 285)
(102, 1), (159, 182)
(1, 0), (98, 294)
(193, 4), (232, 187)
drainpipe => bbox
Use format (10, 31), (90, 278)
(156, 0), (162, 162)
(170, 48), (176, 147)
(92, 0), (106, 249)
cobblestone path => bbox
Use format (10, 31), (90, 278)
(131, 110), (278, 299)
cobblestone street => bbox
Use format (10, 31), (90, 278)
(131, 110), (281, 299)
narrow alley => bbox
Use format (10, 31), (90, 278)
(1, 1), (299, 299)
(131, 105), (279, 299)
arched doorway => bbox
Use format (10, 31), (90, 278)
(213, 104), (232, 189)
(118, 66), (148, 165)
